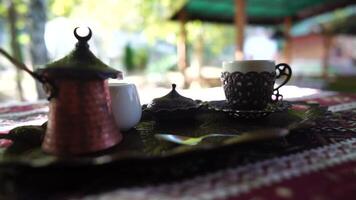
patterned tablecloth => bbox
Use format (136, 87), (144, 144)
(1, 90), (356, 200)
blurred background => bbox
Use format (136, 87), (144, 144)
(0, 0), (355, 104)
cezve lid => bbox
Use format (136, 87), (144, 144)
(36, 27), (122, 80)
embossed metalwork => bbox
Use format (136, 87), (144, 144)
(43, 80), (122, 155)
(221, 63), (292, 110)
(40, 28), (123, 155)
(221, 71), (276, 110)
(273, 63), (292, 101)
(207, 100), (291, 119)
(146, 84), (201, 121)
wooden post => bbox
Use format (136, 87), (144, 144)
(177, 11), (188, 87)
(322, 34), (332, 79)
(234, 0), (246, 60)
(283, 17), (292, 63)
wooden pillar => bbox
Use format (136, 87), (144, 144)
(322, 34), (332, 79)
(234, 0), (246, 60)
(283, 17), (292, 63)
(177, 11), (188, 87)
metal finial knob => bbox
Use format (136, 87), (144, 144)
(74, 27), (92, 47)
(74, 27), (92, 42)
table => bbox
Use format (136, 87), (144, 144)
(1, 88), (356, 200)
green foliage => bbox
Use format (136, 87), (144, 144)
(123, 43), (135, 72)
(134, 48), (149, 71)
(47, 0), (234, 49)
(0, 0), (28, 18)
(0, 3), (6, 17)
(0, 0), (30, 46)
(49, 0), (81, 17)
(45, 0), (235, 68)
(147, 54), (177, 73)
(123, 43), (149, 72)
(194, 23), (235, 56)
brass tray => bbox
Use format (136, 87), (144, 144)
(0, 101), (326, 198)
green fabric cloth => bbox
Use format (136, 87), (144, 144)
(291, 5), (356, 36)
(171, 0), (355, 25)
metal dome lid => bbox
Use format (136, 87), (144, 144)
(36, 27), (122, 80)
(148, 84), (199, 111)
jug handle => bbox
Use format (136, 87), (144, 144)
(0, 48), (56, 100)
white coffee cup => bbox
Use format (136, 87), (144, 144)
(109, 83), (142, 131)
(223, 60), (275, 73)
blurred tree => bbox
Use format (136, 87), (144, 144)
(28, 0), (48, 99)
(49, 0), (81, 17)
(49, 0), (234, 56)
(134, 48), (149, 71)
(138, 0), (185, 42)
(138, 0), (235, 57)
(123, 43), (134, 72)
(122, 44), (149, 73)
(139, 0), (235, 70)
(1, 0), (49, 100)
(46, 0), (235, 74)
(7, 0), (25, 100)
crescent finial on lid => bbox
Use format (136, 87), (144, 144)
(74, 27), (92, 48)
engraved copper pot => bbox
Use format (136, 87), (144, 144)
(35, 28), (123, 155)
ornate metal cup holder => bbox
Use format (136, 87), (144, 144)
(207, 100), (291, 119)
